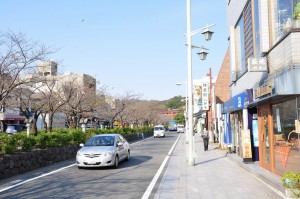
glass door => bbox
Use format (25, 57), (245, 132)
(258, 105), (271, 170)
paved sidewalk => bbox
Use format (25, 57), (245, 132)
(154, 133), (286, 199)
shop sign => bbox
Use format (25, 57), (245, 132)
(222, 89), (253, 113)
(247, 57), (268, 72)
(254, 82), (272, 99)
(202, 82), (209, 111)
(241, 129), (252, 161)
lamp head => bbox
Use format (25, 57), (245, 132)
(202, 29), (214, 41)
(197, 49), (208, 60)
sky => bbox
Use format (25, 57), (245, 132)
(1, 0), (228, 101)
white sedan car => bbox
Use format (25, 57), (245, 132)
(154, 125), (166, 138)
(177, 124), (185, 133)
(76, 134), (130, 169)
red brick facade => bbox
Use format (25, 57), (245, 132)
(207, 48), (230, 131)
(214, 47), (231, 103)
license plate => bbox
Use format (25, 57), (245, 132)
(88, 160), (96, 164)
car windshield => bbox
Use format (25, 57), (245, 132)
(154, 127), (164, 130)
(84, 136), (114, 146)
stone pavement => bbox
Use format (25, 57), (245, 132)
(154, 133), (286, 199)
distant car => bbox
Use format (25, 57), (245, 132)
(154, 125), (166, 138)
(6, 125), (17, 134)
(177, 124), (185, 133)
(76, 134), (130, 169)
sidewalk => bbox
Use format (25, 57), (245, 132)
(154, 133), (286, 199)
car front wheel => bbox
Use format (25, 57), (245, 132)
(114, 155), (119, 169)
(126, 150), (130, 161)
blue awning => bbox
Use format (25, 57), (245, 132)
(222, 89), (253, 113)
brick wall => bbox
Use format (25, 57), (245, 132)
(215, 48), (231, 104)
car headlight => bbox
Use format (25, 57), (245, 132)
(104, 151), (114, 156)
(77, 151), (82, 156)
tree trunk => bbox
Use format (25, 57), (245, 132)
(41, 113), (48, 132)
(47, 113), (54, 132)
(0, 121), (4, 133)
(31, 116), (38, 136)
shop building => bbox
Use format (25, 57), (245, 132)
(225, 0), (300, 175)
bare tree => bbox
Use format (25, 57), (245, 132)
(7, 83), (45, 135)
(0, 32), (52, 132)
(96, 91), (140, 128)
(0, 32), (51, 111)
(63, 85), (96, 129)
(35, 76), (74, 132)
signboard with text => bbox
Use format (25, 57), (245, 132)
(248, 57), (268, 72)
(242, 129), (253, 163)
(202, 82), (209, 110)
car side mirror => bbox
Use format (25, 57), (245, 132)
(117, 142), (123, 146)
(79, 143), (84, 147)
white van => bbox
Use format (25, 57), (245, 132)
(177, 124), (185, 133)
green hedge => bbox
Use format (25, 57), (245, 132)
(0, 126), (153, 155)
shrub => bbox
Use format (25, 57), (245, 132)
(21, 137), (37, 152)
(69, 129), (86, 144)
(0, 133), (9, 154)
(1, 136), (17, 154)
(282, 171), (300, 190)
(36, 133), (49, 149)
(282, 171), (300, 198)
(2, 144), (16, 155)
(48, 132), (71, 147)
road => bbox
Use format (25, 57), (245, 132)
(0, 131), (179, 199)
(0, 131), (285, 199)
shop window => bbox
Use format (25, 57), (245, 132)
(254, 0), (261, 57)
(272, 98), (300, 174)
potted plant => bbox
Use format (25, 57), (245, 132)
(293, 1), (300, 28)
(282, 171), (300, 198)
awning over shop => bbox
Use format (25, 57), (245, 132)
(222, 89), (253, 113)
(0, 113), (25, 121)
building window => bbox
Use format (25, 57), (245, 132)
(244, 1), (254, 71)
(236, 17), (246, 76)
(254, 0), (261, 57)
(272, 97), (300, 174)
(270, 0), (296, 44)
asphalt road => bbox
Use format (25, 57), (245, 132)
(0, 131), (179, 199)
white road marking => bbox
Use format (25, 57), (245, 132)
(0, 164), (75, 193)
(141, 134), (181, 199)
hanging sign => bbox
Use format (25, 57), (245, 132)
(202, 82), (209, 110)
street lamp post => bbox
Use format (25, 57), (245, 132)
(186, 0), (215, 166)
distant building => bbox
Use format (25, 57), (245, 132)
(37, 61), (58, 76)
(61, 71), (96, 92)
(22, 61), (96, 129)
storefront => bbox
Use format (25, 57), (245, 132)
(251, 67), (300, 175)
(0, 112), (25, 132)
(222, 90), (254, 159)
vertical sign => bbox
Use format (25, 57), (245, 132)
(252, 120), (259, 147)
(242, 129), (253, 162)
(202, 82), (209, 110)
